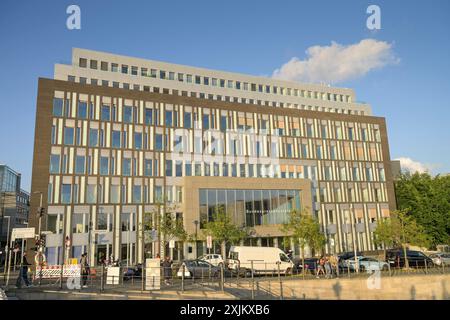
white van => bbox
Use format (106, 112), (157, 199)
(227, 246), (294, 275)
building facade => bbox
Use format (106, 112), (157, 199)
(29, 49), (396, 266)
(0, 165), (30, 247)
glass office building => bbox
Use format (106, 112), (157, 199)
(28, 49), (396, 265)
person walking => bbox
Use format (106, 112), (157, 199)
(324, 256), (332, 279)
(329, 254), (339, 278)
(162, 256), (173, 285)
(316, 256), (325, 278)
(80, 253), (90, 288)
(17, 252), (31, 288)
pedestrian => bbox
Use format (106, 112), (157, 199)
(80, 253), (90, 288)
(162, 256), (172, 285)
(17, 252), (31, 288)
(330, 254), (339, 278)
(316, 256), (325, 278)
(324, 256), (332, 279)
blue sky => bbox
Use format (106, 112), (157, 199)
(0, 0), (449, 190)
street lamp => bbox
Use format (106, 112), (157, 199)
(193, 220), (199, 258)
(33, 191), (43, 237)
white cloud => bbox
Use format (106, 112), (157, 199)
(395, 157), (434, 174)
(272, 39), (399, 84)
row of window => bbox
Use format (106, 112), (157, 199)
(78, 57), (353, 103)
(52, 98), (379, 141)
(68, 75), (366, 115)
(49, 148), (386, 183)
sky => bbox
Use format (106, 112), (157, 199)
(0, 0), (449, 191)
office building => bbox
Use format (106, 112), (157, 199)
(29, 48), (396, 265)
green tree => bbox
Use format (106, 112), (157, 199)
(373, 209), (431, 268)
(395, 172), (450, 247)
(280, 208), (326, 276)
(143, 199), (187, 259)
(202, 205), (249, 259)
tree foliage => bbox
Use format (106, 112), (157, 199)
(281, 208), (326, 259)
(395, 172), (450, 247)
(202, 205), (249, 258)
(374, 209), (431, 248)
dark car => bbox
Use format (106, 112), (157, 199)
(293, 258), (319, 274)
(338, 251), (363, 261)
(122, 264), (143, 281)
(386, 249), (434, 268)
(177, 259), (220, 278)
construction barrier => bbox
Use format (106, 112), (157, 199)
(35, 264), (81, 279)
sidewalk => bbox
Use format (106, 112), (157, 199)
(5, 284), (237, 300)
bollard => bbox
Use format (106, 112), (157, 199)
(277, 262), (283, 300)
(442, 261), (445, 274)
(236, 265), (240, 287)
(141, 266), (145, 293)
(347, 264), (350, 278)
(388, 262), (392, 277)
(425, 259), (428, 274)
(251, 261), (255, 300)
(181, 264), (185, 292)
(220, 264), (224, 292)
(59, 263), (63, 289)
(101, 264), (105, 292)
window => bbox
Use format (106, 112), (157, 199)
(97, 210), (112, 231)
(49, 154), (60, 173)
(133, 185), (141, 203)
(79, 58), (87, 68)
(348, 127), (354, 140)
(121, 65), (128, 74)
(202, 114), (209, 130)
(220, 116), (227, 132)
(64, 127), (74, 145)
(110, 185), (120, 204)
(165, 110), (173, 127)
(144, 159), (152, 176)
(184, 112), (192, 128)
(134, 132), (142, 149)
(53, 98), (63, 116)
(77, 102), (87, 119)
(100, 157), (109, 175)
(61, 184), (72, 204)
(145, 108), (153, 125)
(75, 155), (85, 174)
(166, 160), (173, 176)
(86, 184), (97, 204)
(89, 129), (98, 147)
(101, 105), (110, 121)
(112, 130), (121, 148)
(123, 158), (131, 176)
(123, 106), (133, 123)
(155, 134), (163, 151)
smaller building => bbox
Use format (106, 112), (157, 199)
(0, 165), (30, 247)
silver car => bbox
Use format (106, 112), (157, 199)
(347, 256), (389, 272)
(429, 253), (450, 266)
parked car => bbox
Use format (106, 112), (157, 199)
(198, 254), (224, 267)
(122, 263), (143, 281)
(386, 249), (434, 268)
(227, 246), (294, 276)
(177, 259), (220, 278)
(293, 258), (318, 274)
(346, 256), (389, 272)
(429, 253), (450, 266)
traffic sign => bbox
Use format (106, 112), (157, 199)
(11, 227), (36, 241)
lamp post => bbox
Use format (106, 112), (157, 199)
(33, 191), (43, 237)
(193, 220), (199, 258)
(2, 216), (11, 276)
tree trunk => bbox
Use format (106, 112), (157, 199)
(221, 241), (226, 260)
(301, 245), (305, 278)
(402, 244), (409, 269)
